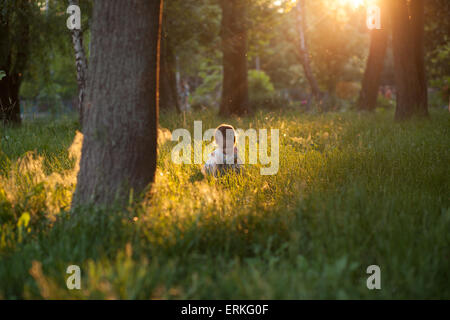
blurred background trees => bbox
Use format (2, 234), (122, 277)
(390, 0), (428, 120)
(0, 0), (449, 125)
(357, 0), (388, 112)
(1, 0), (92, 125)
(0, 0), (34, 125)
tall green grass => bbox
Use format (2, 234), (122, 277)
(0, 109), (449, 299)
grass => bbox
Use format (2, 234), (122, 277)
(0, 108), (449, 299)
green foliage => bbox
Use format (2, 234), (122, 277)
(0, 110), (449, 299)
(165, 0), (222, 78)
(308, 2), (367, 94)
(191, 61), (222, 109)
(248, 70), (289, 111)
(249, 69), (275, 99)
(425, 0), (450, 81)
(2, 0), (94, 106)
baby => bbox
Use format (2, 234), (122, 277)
(202, 124), (242, 177)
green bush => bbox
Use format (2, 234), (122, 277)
(248, 69), (275, 100)
(191, 63), (222, 109)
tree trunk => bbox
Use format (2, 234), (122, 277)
(357, 0), (388, 111)
(410, 0), (428, 113)
(295, 0), (322, 102)
(72, 0), (162, 207)
(0, 0), (30, 126)
(69, 0), (89, 127)
(390, 0), (428, 120)
(159, 27), (180, 112)
(219, 0), (249, 116)
(0, 75), (21, 125)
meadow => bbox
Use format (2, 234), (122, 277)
(0, 108), (449, 299)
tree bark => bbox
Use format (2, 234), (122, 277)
(69, 0), (89, 127)
(159, 27), (180, 112)
(390, 0), (428, 120)
(410, 0), (428, 113)
(219, 0), (249, 116)
(357, 0), (388, 111)
(72, 0), (162, 207)
(295, 0), (322, 103)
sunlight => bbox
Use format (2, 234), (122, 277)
(273, 0), (298, 13)
(276, 0), (369, 9)
(337, 0), (379, 10)
(339, 0), (365, 10)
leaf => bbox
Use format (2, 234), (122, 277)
(0, 70), (5, 80)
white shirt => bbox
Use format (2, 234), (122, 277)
(202, 147), (242, 176)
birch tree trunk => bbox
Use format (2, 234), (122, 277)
(72, 0), (162, 207)
(69, 0), (88, 127)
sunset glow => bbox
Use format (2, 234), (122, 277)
(337, 0), (379, 10)
(340, 0), (365, 9)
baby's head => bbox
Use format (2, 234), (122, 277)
(215, 124), (236, 154)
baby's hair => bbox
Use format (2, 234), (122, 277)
(215, 124), (236, 150)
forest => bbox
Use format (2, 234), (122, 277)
(0, 0), (449, 300)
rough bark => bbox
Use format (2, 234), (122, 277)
(295, 0), (322, 102)
(69, 0), (89, 127)
(390, 0), (428, 120)
(72, 0), (162, 207)
(159, 27), (180, 112)
(357, 0), (388, 111)
(219, 0), (249, 116)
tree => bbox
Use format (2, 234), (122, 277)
(0, 0), (32, 125)
(219, 0), (249, 116)
(423, 0), (450, 81)
(68, 0), (89, 126)
(357, 0), (388, 111)
(410, 0), (428, 114)
(390, 0), (428, 120)
(72, 0), (162, 207)
(295, 0), (322, 102)
(307, 0), (366, 108)
(159, 23), (180, 112)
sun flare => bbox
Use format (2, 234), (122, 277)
(338, 0), (372, 10)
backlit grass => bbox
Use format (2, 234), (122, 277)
(0, 108), (449, 299)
